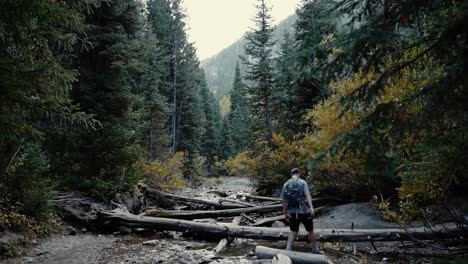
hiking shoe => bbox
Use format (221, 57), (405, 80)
(311, 246), (323, 254)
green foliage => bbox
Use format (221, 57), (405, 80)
(1, 144), (51, 219)
(243, 0), (276, 147)
(228, 62), (252, 155)
(201, 15), (298, 100)
(140, 152), (187, 191)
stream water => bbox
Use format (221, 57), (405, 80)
(3, 177), (435, 264)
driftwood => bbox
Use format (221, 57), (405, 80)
(245, 195), (282, 202)
(144, 187), (245, 209)
(99, 210), (468, 242)
(256, 246), (327, 264)
(211, 216), (242, 257)
(252, 215), (285, 227)
(219, 198), (257, 207)
(48, 192), (110, 228)
(144, 204), (283, 219)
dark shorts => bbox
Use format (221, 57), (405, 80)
(289, 213), (314, 232)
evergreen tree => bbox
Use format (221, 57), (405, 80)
(243, 0), (276, 147)
(220, 117), (234, 160)
(290, 0), (336, 121)
(0, 0), (101, 216)
(137, 28), (170, 162)
(273, 31), (301, 138)
(229, 62), (252, 154)
(200, 78), (222, 166)
(47, 0), (145, 198)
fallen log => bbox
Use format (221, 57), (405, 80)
(212, 216), (242, 256)
(219, 198), (257, 207)
(99, 210), (468, 242)
(245, 195), (282, 202)
(256, 246), (327, 264)
(252, 215), (285, 227)
(245, 195), (324, 205)
(144, 204), (283, 220)
(252, 207), (327, 227)
(144, 187), (245, 209)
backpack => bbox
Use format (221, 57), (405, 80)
(284, 179), (306, 209)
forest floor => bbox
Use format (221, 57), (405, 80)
(2, 177), (436, 264)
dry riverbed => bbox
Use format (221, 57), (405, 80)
(2, 177), (438, 264)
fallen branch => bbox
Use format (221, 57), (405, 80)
(219, 198), (257, 207)
(244, 195), (282, 202)
(255, 246), (327, 264)
(99, 210), (468, 242)
(144, 204), (283, 220)
(211, 216), (242, 257)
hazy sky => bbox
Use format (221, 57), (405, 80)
(183, 0), (302, 61)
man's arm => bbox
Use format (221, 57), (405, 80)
(303, 181), (314, 217)
(282, 200), (289, 221)
(306, 192), (314, 217)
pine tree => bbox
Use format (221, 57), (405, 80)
(243, 0), (276, 147)
(0, 0), (101, 216)
(229, 62), (252, 154)
(200, 77), (222, 166)
(220, 117), (234, 160)
(294, 0), (335, 110)
(137, 28), (171, 162)
(274, 31), (301, 138)
(47, 0), (146, 198)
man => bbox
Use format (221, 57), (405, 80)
(281, 168), (321, 254)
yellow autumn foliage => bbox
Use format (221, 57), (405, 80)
(140, 152), (187, 191)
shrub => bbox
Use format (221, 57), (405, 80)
(140, 152), (187, 191)
(1, 143), (51, 219)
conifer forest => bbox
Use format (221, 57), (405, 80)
(0, 0), (467, 263)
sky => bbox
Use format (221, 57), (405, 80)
(183, 0), (302, 61)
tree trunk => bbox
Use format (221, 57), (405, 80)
(219, 198), (256, 207)
(99, 210), (468, 242)
(256, 246), (327, 264)
(144, 204), (282, 219)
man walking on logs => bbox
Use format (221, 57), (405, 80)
(281, 168), (322, 254)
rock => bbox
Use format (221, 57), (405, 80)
(23, 257), (35, 263)
(271, 221), (286, 228)
(66, 226), (77, 236)
(247, 249), (256, 256)
(178, 257), (189, 264)
(81, 228), (87, 233)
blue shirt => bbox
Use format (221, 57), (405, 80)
(280, 177), (311, 214)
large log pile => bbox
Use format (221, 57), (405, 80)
(51, 185), (468, 262)
(98, 209), (468, 243)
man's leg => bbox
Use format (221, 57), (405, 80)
(286, 214), (300, 250)
(307, 229), (317, 247)
(286, 231), (298, 250)
(303, 215), (321, 254)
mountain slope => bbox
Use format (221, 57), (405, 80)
(201, 14), (297, 100)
